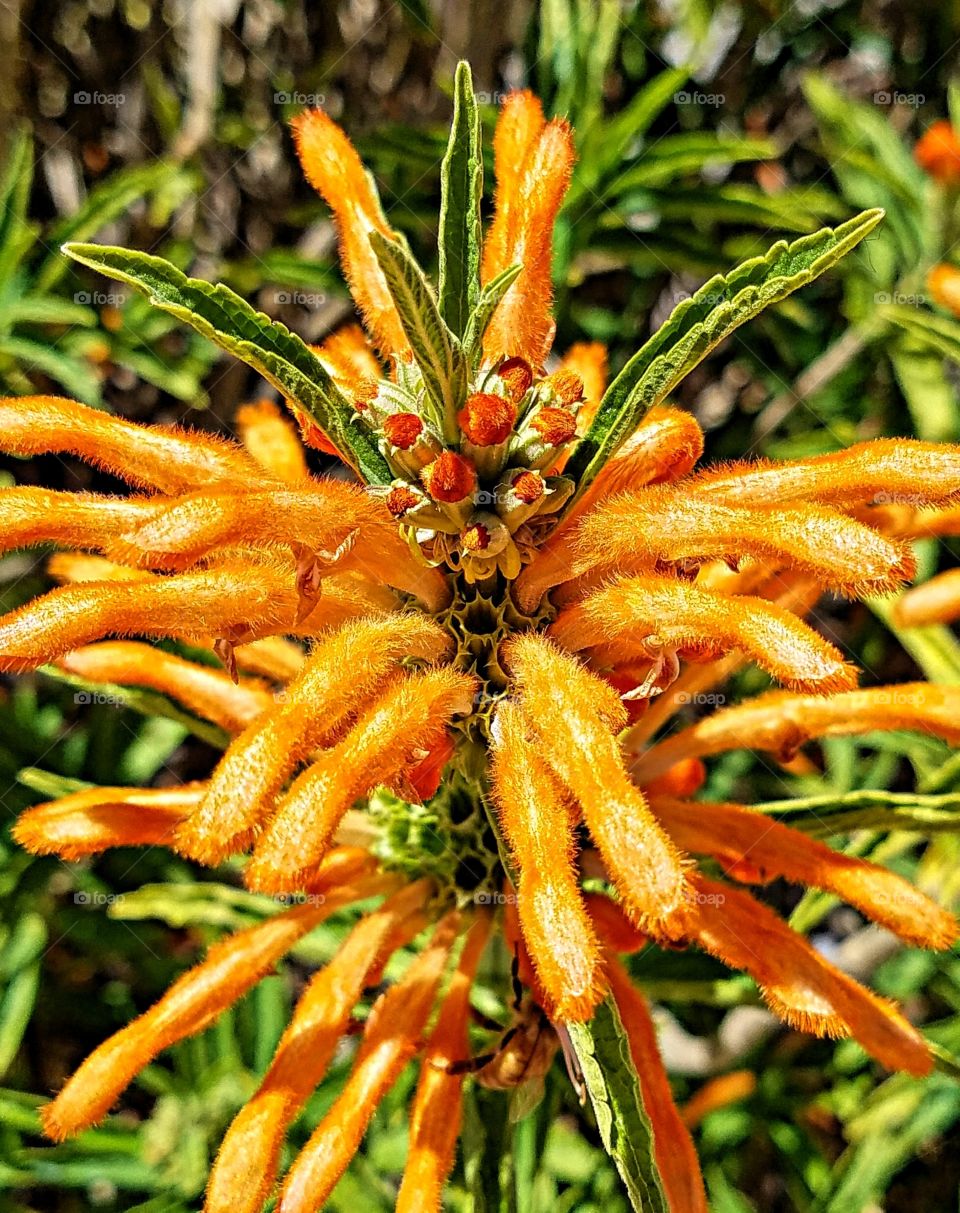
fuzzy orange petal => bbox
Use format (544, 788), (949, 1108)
(551, 574), (857, 694)
(176, 614), (452, 864)
(651, 796), (958, 950)
(276, 913), (461, 1213)
(0, 396), (257, 492)
(572, 487), (915, 599)
(633, 683), (960, 783)
(482, 118), (575, 366)
(505, 635), (690, 936)
(292, 110), (408, 356)
(14, 784), (206, 859)
(481, 90), (546, 285)
(56, 642), (274, 733)
(245, 667), (476, 890)
(41, 871), (395, 1141)
(681, 876), (932, 1075)
(396, 913), (492, 1213)
(490, 702), (604, 1020)
(690, 439), (960, 509)
(204, 879), (432, 1213)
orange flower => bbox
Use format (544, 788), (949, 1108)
(915, 119), (960, 185)
(4, 64), (960, 1213)
(929, 262), (960, 317)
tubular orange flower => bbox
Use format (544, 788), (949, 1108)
(6, 64), (960, 1213)
(276, 913), (460, 1212)
(291, 110), (408, 356)
(490, 702), (604, 1019)
(235, 399), (310, 483)
(396, 912), (492, 1213)
(205, 879), (433, 1213)
(42, 864), (394, 1142)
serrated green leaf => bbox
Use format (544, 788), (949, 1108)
(463, 262), (522, 367)
(61, 242), (393, 483)
(567, 998), (669, 1213)
(438, 61), (482, 338)
(368, 229), (465, 441)
(564, 208), (884, 497)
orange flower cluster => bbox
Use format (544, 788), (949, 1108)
(4, 81), (960, 1213)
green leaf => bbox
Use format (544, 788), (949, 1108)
(567, 998), (669, 1213)
(463, 262), (522, 367)
(754, 789), (960, 838)
(61, 242), (393, 484)
(368, 229), (465, 441)
(0, 126), (36, 287)
(37, 161), (187, 292)
(880, 301), (960, 364)
(438, 61), (483, 339)
(888, 334), (959, 442)
(570, 67), (688, 203)
(564, 208), (884, 497)
(869, 593), (960, 685)
(0, 335), (103, 404)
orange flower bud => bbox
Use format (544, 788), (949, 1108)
(457, 392), (516, 446)
(543, 368), (584, 406)
(531, 406), (577, 446)
(382, 412), (424, 450)
(421, 451), (477, 503)
(497, 356), (534, 401)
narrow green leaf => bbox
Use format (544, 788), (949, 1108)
(438, 61), (482, 338)
(368, 229), (465, 441)
(880, 301), (960, 364)
(37, 161), (187, 291)
(567, 998), (669, 1213)
(61, 242), (392, 483)
(463, 262), (522, 367)
(564, 208), (884, 497)
(0, 126), (36, 286)
(755, 788), (960, 838)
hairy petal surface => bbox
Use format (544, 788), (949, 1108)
(490, 702), (604, 1020)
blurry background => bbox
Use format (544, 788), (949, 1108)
(3, 1), (960, 1210)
